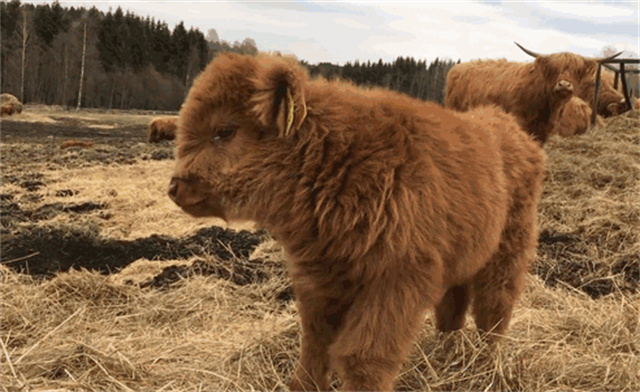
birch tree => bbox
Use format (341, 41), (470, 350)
(77, 21), (87, 110)
(18, 10), (32, 102)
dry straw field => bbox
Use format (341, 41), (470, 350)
(1, 106), (638, 391)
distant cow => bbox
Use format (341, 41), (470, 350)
(445, 42), (621, 144)
(148, 116), (178, 143)
(168, 53), (545, 391)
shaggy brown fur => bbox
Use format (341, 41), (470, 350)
(551, 97), (594, 137)
(59, 140), (94, 150)
(148, 116), (178, 143)
(445, 52), (617, 144)
(169, 53), (545, 391)
(581, 69), (636, 117)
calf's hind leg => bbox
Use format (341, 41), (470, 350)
(472, 190), (539, 337)
(435, 284), (471, 332)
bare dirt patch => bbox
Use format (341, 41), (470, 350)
(1, 106), (269, 285)
(2, 224), (269, 277)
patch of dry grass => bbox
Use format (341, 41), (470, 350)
(1, 104), (169, 127)
(4, 159), (254, 240)
(42, 160), (221, 240)
(1, 265), (637, 391)
(0, 263), (297, 391)
(538, 112), (639, 297)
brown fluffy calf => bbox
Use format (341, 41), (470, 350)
(551, 96), (593, 137)
(445, 46), (621, 144)
(169, 53), (545, 391)
(148, 116), (178, 143)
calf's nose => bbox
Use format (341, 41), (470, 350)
(556, 80), (574, 92)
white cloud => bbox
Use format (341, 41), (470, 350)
(21, 0), (639, 65)
(535, 1), (636, 21)
(334, 17), (372, 31)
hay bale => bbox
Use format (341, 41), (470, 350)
(1, 104), (14, 117)
(0, 93), (23, 115)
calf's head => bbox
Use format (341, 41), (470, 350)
(168, 53), (308, 221)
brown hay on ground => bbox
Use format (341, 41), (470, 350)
(1, 265), (636, 391)
(0, 93), (22, 112)
(59, 140), (95, 150)
(538, 110), (639, 298)
(1, 104), (14, 117)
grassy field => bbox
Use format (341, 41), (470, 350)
(1, 105), (638, 391)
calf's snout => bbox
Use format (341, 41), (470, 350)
(168, 176), (205, 207)
(168, 177), (180, 202)
(554, 80), (574, 96)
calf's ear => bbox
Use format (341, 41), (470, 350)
(251, 57), (308, 138)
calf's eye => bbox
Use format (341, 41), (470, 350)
(213, 127), (236, 142)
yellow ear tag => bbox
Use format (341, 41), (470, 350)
(285, 89), (295, 137)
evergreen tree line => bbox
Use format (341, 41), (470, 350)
(1, 1), (457, 111)
(0, 1), (257, 110)
(303, 57), (459, 104)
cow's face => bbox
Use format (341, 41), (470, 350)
(515, 43), (627, 116)
(168, 53), (308, 221)
(534, 52), (597, 99)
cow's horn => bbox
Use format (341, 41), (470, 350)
(514, 42), (541, 58)
(597, 51), (623, 63)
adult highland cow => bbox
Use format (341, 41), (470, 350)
(169, 53), (545, 391)
(445, 42), (622, 144)
(518, 47), (632, 118)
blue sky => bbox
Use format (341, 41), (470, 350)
(25, 1), (639, 64)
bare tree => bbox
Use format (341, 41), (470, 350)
(61, 44), (68, 105)
(77, 21), (87, 110)
(184, 46), (200, 88)
(18, 10), (32, 103)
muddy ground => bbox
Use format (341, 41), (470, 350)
(1, 107), (276, 291)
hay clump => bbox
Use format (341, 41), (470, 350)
(1, 93), (23, 116)
(0, 263), (297, 391)
(59, 140), (94, 150)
